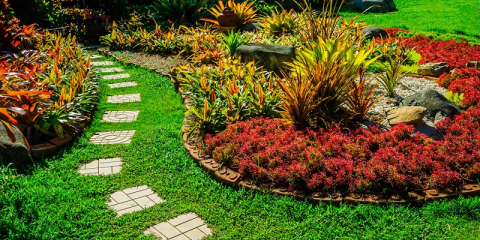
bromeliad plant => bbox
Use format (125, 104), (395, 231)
(201, 0), (258, 28)
(344, 67), (383, 121)
(151, 0), (210, 26)
(376, 38), (410, 98)
(221, 30), (249, 56)
(177, 59), (281, 139)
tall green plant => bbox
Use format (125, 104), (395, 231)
(376, 40), (410, 98)
(221, 30), (249, 56)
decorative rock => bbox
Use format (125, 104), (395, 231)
(466, 61), (480, 69)
(235, 43), (295, 73)
(354, 0), (396, 13)
(387, 106), (428, 126)
(241, 22), (261, 32)
(361, 27), (389, 40)
(417, 62), (450, 77)
(0, 124), (32, 165)
(400, 89), (461, 119)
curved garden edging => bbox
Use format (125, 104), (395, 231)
(98, 48), (480, 205)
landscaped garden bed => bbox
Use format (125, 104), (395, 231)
(0, 0), (99, 164)
(95, 0), (480, 204)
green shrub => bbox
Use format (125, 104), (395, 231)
(151, 0), (210, 26)
(445, 91), (465, 108)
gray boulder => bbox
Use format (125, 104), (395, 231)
(235, 43), (295, 73)
(0, 123), (32, 166)
(400, 89), (461, 119)
(354, 0), (397, 13)
(417, 62), (450, 77)
(361, 27), (389, 40)
(241, 22), (261, 32)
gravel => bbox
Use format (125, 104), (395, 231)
(368, 75), (448, 118)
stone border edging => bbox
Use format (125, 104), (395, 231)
(98, 48), (480, 205)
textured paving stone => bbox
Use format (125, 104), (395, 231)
(97, 67), (125, 73)
(107, 185), (165, 216)
(102, 73), (130, 80)
(107, 81), (138, 88)
(78, 157), (123, 176)
(102, 111), (139, 123)
(89, 131), (135, 144)
(145, 212), (211, 239)
(107, 93), (141, 103)
(89, 54), (102, 59)
(90, 61), (114, 66)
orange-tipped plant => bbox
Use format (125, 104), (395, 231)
(345, 67), (383, 121)
(277, 69), (322, 126)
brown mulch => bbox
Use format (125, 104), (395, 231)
(99, 48), (190, 72)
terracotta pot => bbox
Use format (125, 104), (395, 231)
(217, 6), (239, 27)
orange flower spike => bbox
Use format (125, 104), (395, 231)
(200, 75), (208, 91)
(258, 84), (264, 105)
(210, 90), (216, 102)
(203, 98), (209, 118)
(227, 96), (233, 111)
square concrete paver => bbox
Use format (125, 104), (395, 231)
(144, 212), (212, 240)
(91, 61), (114, 66)
(89, 131), (135, 144)
(107, 185), (165, 216)
(102, 73), (130, 80)
(108, 81), (138, 89)
(107, 93), (141, 103)
(78, 157), (123, 175)
(102, 111), (139, 123)
(89, 54), (102, 59)
(97, 67), (124, 73)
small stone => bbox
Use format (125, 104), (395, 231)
(361, 27), (389, 40)
(466, 61), (480, 69)
(387, 106), (428, 126)
(417, 62), (450, 77)
(400, 89), (461, 118)
(354, 0), (397, 13)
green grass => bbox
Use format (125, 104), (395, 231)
(341, 0), (480, 44)
(1, 56), (480, 239)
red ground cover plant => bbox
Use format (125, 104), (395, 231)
(203, 117), (480, 193)
(384, 28), (480, 69)
(438, 68), (480, 107)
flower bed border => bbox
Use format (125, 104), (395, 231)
(98, 48), (480, 205)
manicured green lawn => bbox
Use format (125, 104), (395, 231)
(1, 55), (480, 239)
(341, 0), (480, 44)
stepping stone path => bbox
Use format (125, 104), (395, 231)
(144, 213), (212, 240)
(102, 73), (130, 80)
(107, 93), (141, 103)
(108, 81), (138, 88)
(91, 61), (114, 66)
(108, 185), (165, 216)
(102, 111), (139, 123)
(78, 157), (123, 176)
(97, 67), (125, 73)
(84, 54), (214, 237)
(89, 131), (135, 144)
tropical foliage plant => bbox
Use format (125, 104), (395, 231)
(151, 0), (209, 25)
(201, 0), (258, 28)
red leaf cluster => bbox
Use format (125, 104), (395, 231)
(204, 117), (480, 193)
(438, 68), (480, 107)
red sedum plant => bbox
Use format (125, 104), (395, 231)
(203, 117), (479, 193)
